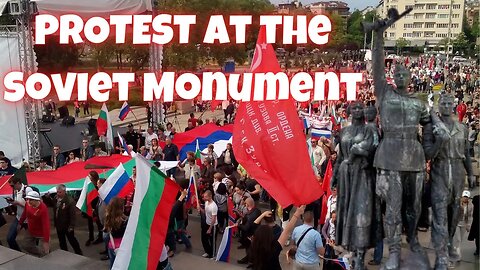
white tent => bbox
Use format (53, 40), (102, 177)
(0, 0), (152, 165)
(0, 0), (152, 17)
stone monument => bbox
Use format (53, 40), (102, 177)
(362, 7), (431, 270)
(422, 92), (475, 269)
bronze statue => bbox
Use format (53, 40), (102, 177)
(363, 8), (431, 270)
(332, 101), (377, 270)
(423, 93), (475, 270)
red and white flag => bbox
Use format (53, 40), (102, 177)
(232, 27), (322, 207)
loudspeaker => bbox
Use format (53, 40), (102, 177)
(42, 115), (54, 123)
(62, 116), (75, 126)
(58, 106), (69, 119)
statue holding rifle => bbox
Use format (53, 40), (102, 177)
(361, 8), (431, 270)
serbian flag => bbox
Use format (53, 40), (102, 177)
(173, 123), (233, 160)
(320, 159), (333, 225)
(232, 26), (322, 207)
(185, 175), (197, 208)
(98, 163), (134, 204)
(227, 197), (237, 234)
(112, 155), (180, 270)
(96, 103), (114, 149)
(215, 226), (233, 262)
(76, 176), (98, 217)
(118, 101), (131, 121)
(118, 132), (131, 156)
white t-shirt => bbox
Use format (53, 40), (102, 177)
(326, 195), (337, 221)
(159, 245), (168, 262)
(143, 132), (158, 150)
(205, 200), (218, 226)
(14, 184), (25, 221)
(212, 181), (220, 194)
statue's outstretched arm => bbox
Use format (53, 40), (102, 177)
(372, 30), (387, 102)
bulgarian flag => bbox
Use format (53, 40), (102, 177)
(112, 155), (180, 270)
(96, 103), (114, 150)
(76, 176), (98, 217)
(195, 139), (202, 167)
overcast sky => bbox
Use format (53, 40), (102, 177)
(270, 0), (380, 11)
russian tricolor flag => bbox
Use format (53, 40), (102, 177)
(185, 175), (197, 208)
(311, 128), (332, 139)
(118, 132), (131, 156)
(118, 101), (131, 121)
(98, 163), (134, 204)
(173, 123), (233, 160)
(215, 226), (233, 262)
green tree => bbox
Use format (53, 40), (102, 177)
(34, 36), (80, 73)
(125, 44), (149, 72)
(346, 10), (364, 47)
(328, 13), (347, 50)
(158, 0), (274, 69)
(88, 40), (115, 70)
(395, 38), (410, 55)
(452, 32), (469, 55)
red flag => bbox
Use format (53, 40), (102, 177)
(232, 26), (322, 207)
(320, 159), (333, 224)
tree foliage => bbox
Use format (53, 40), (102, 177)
(158, 0), (274, 70)
(34, 36), (81, 73)
(395, 37), (410, 55)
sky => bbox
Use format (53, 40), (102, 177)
(270, 0), (380, 11)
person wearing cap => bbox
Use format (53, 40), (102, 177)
(18, 190), (50, 256)
(450, 190), (474, 264)
(36, 158), (53, 171)
(94, 144), (108, 157)
(124, 123), (141, 152)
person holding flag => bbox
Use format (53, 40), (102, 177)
(96, 103), (114, 153)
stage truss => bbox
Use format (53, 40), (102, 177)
(149, 0), (164, 130)
(0, 0), (40, 168)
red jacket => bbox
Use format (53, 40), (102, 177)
(19, 201), (50, 242)
(457, 104), (467, 122)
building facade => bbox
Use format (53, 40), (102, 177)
(376, 0), (465, 48)
(307, 1), (350, 18)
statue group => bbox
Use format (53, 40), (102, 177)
(332, 8), (475, 270)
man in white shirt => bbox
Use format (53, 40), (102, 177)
(143, 127), (158, 151)
(6, 177), (25, 251)
(325, 187), (337, 221)
(311, 138), (326, 175)
(198, 190), (218, 258)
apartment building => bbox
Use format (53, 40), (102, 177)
(376, 0), (465, 47)
(307, 1), (350, 19)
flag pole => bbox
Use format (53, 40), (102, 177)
(192, 175), (200, 209)
(0, 176), (11, 191)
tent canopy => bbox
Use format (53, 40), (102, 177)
(0, 0), (152, 17)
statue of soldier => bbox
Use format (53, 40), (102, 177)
(366, 8), (431, 270)
(423, 93), (475, 270)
